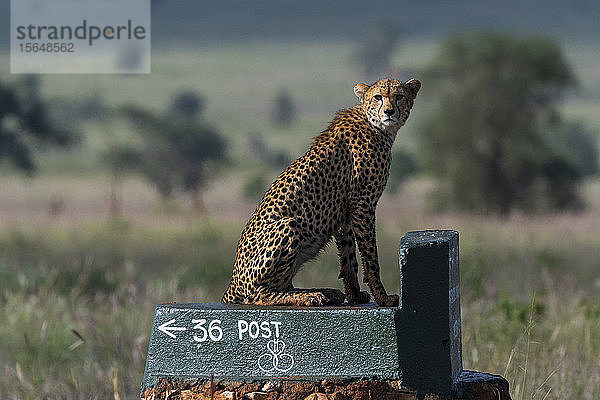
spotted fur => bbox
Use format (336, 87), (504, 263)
(222, 78), (421, 307)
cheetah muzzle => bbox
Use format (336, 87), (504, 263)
(222, 78), (421, 307)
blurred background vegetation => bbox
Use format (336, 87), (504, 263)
(1, 1), (600, 399)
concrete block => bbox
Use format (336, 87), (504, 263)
(142, 230), (463, 396)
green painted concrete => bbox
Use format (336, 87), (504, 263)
(142, 303), (400, 389)
(142, 230), (462, 395)
(397, 230), (462, 394)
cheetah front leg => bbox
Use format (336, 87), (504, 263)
(243, 217), (345, 307)
(351, 204), (399, 307)
(335, 222), (370, 304)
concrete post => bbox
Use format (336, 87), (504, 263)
(397, 230), (462, 395)
(141, 230), (466, 397)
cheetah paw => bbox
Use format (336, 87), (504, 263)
(375, 294), (399, 307)
(321, 288), (345, 305)
(346, 290), (370, 304)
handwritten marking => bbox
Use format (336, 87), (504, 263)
(192, 319), (223, 342)
(257, 339), (294, 373)
(238, 320), (281, 340)
(158, 319), (187, 339)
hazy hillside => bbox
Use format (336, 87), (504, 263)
(149, 0), (600, 45)
(1, 0), (600, 50)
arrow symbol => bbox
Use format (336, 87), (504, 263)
(158, 319), (187, 339)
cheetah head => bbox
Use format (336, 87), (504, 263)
(354, 78), (421, 132)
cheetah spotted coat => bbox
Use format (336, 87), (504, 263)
(222, 78), (421, 307)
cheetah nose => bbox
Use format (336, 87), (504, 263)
(384, 109), (395, 116)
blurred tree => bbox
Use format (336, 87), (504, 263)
(353, 20), (401, 76)
(124, 107), (227, 215)
(0, 76), (76, 173)
(245, 132), (291, 168)
(272, 90), (296, 127)
(53, 92), (107, 122)
(169, 90), (204, 120)
(557, 121), (599, 178)
(102, 145), (141, 217)
(540, 121), (599, 210)
(419, 32), (597, 214)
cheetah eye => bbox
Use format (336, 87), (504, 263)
(373, 94), (382, 101)
(395, 94), (405, 101)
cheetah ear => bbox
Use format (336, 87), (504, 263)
(404, 79), (421, 99)
(353, 83), (369, 102)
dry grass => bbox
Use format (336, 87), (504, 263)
(1, 173), (599, 399)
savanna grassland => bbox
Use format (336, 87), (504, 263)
(1, 35), (600, 400)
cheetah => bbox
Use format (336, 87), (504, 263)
(222, 78), (421, 307)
